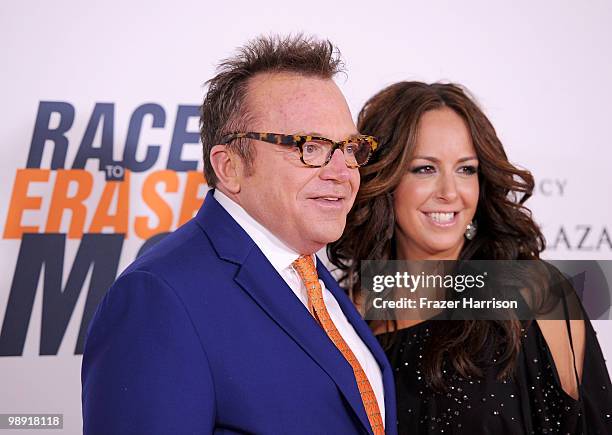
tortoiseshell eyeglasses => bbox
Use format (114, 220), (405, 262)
(220, 132), (379, 168)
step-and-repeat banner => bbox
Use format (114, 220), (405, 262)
(2, 1), (611, 433)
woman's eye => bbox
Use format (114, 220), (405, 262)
(459, 165), (478, 175)
(411, 165), (435, 174)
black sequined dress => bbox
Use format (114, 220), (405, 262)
(378, 318), (612, 434)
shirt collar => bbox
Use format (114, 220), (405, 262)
(213, 189), (314, 273)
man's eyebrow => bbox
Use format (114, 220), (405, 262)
(294, 131), (327, 137)
(411, 156), (479, 163)
(294, 131), (361, 138)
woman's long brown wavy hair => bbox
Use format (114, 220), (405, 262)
(328, 81), (546, 390)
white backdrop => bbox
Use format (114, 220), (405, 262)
(1, 1), (611, 433)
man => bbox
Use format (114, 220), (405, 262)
(82, 34), (397, 435)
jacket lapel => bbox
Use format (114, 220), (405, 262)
(194, 191), (373, 434)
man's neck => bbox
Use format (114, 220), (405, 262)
(215, 185), (242, 207)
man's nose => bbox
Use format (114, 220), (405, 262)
(319, 148), (351, 182)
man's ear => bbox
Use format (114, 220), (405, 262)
(210, 145), (241, 194)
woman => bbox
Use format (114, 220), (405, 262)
(329, 82), (612, 434)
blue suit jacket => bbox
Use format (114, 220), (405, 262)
(82, 190), (397, 434)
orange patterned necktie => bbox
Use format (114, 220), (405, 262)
(292, 255), (385, 435)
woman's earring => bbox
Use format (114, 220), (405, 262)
(465, 221), (477, 240)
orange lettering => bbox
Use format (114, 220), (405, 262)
(135, 170), (178, 239)
(89, 171), (130, 235)
(3, 169), (50, 238)
(178, 171), (206, 226)
(46, 170), (93, 238)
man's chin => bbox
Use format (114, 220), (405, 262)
(312, 227), (345, 246)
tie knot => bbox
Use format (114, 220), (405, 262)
(292, 255), (318, 286)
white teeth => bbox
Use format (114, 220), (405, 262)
(322, 197), (340, 201)
(427, 212), (455, 223)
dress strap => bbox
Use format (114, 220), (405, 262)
(561, 291), (587, 432)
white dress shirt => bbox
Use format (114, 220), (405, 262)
(214, 189), (385, 425)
